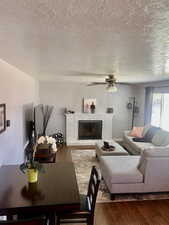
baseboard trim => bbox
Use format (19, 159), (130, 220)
(67, 145), (95, 150)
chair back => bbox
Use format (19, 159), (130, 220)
(0, 217), (45, 225)
(87, 166), (100, 213)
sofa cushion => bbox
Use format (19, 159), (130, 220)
(132, 141), (155, 152)
(142, 149), (169, 158)
(152, 130), (169, 146)
(123, 133), (154, 154)
(100, 156), (143, 184)
(138, 149), (169, 174)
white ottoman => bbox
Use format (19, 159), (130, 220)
(96, 140), (129, 158)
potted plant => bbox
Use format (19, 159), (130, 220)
(20, 145), (44, 183)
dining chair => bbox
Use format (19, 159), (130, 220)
(56, 166), (100, 225)
(0, 217), (46, 225)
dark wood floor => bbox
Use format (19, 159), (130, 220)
(57, 145), (169, 225)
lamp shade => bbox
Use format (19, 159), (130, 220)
(106, 84), (117, 92)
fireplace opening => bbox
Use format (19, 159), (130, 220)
(78, 120), (102, 140)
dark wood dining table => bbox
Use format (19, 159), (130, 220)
(0, 162), (80, 225)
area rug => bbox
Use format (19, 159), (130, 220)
(71, 149), (169, 203)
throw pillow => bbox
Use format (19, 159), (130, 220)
(129, 127), (144, 138)
(133, 137), (149, 142)
(142, 124), (151, 136)
(143, 126), (161, 142)
(152, 130), (169, 146)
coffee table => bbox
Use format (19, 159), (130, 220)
(95, 140), (129, 158)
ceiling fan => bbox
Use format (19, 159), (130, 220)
(63, 70), (126, 92)
(87, 74), (118, 92)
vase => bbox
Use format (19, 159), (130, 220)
(90, 102), (95, 113)
(27, 169), (38, 183)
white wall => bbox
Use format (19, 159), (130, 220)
(39, 81), (144, 139)
(0, 59), (39, 165)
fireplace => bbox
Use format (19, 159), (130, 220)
(65, 113), (114, 145)
(78, 120), (102, 140)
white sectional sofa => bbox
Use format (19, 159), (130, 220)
(123, 128), (169, 155)
(100, 149), (169, 198)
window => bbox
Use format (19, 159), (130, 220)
(151, 93), (169, 131)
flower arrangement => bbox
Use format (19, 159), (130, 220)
(37, 136), (57, 152)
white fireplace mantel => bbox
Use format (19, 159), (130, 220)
(65, 113), (114, 146)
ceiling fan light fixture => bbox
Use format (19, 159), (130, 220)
(106, 84), (117, 93)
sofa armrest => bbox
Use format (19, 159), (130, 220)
(123, 130), (131, 136)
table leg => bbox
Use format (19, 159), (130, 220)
(48, 213), (56, 225)
(7, 214), (13, 220)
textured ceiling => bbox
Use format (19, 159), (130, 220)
(0, 0), (169, 83)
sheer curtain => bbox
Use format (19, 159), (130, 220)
(144, 85), (169, 130)
(151, 93), (169, 131)
(161, 94), (169, 131)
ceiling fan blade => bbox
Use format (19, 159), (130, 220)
(65, 70), (109, 77)
(116, 81), (129, 85)
(87, 82), (106, 86)
(61, 70), (129, 84)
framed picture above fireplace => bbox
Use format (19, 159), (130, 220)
(0, 104), (6, 133)
(83, 98), (96, 113)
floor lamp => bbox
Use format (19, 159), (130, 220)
(127, 97), (139, 129)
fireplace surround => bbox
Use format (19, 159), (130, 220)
(65, 113), (114, 145)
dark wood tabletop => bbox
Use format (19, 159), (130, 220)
(0, 162), (80, 217)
